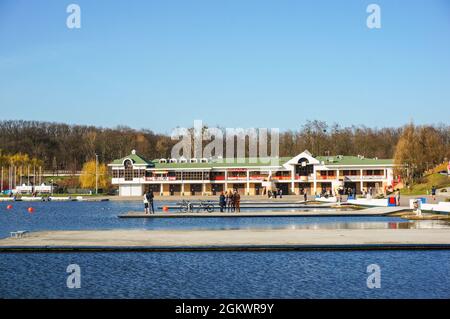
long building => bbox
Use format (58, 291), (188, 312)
(109, 150), (398, 196)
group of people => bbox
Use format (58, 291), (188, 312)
(219, 190), (241, 212)
(267, 189), (283, 199)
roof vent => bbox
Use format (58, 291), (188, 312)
(131, 149), (136, 155)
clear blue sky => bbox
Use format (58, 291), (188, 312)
(0, 0), (449, 133)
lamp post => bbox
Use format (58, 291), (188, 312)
(95, 153), (99, 195)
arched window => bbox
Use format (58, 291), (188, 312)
(124, 159), (133, 181)
(296, 158), (313, 176)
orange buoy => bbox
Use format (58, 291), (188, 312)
(163, 206), (169, 212)
(6, 204), (13, 210)
(27, 207), (35, 214)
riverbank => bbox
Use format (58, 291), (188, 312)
(1, 228), (450, 251)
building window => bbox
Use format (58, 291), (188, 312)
(183, 171), (204, 180)
(124, 160), (133, 181)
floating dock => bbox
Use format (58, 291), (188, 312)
(1, 228), (450, 251)
(119, 206), (408, 218)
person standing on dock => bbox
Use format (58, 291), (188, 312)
(143, 192), (149, 214)
(148, 190), (155, 214)
(219, 192), (226, 212)
(303, 191), (307, 203)
(234, 190), (241, 212)
(226, 190), (233, 212)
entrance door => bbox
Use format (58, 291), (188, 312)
(190, 184), (202, 195)
(254, 183), (262, 195)
(211, 184), (224, 195)
(275, 183), (289, 195)
(169, 184), (181, 196)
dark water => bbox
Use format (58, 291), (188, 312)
(1, 251), (450, 298)
(1, 201), (450, 298)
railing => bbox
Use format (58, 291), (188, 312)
(227, 176), (247, 180)
(145, 176), (177, 181)
(273, 176), (292, 180)
(316, 175), (336, 180)
(43, 170), (81, 176)
(249, 176), (267, 181)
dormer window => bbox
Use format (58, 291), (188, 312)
(124, 159), (133, 168)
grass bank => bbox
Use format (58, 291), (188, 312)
(401, 173), (450, 196)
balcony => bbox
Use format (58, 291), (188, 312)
(344, 175), (385, 181)
(227, 176), (247, 181)
(273, 176), (292, 180)
(145, 176), (177, 181)
(249, 175), (267, 181)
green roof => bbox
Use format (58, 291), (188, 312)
(110, 152), (393, 168)
(151, 157), (291, 169)
(110, 153), (153, 166)
(315, 155), (393, 166)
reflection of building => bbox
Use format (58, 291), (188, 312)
(109, 150), (396, 196)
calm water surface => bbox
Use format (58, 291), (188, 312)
(1, 201), (448, 237)
(1, 251), (450, 298)
(0, 201), (449, 298)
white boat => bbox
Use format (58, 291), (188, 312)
(21, 196), (43, 201)
(49, 196), (72, 201)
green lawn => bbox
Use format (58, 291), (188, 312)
(400, 173), (450, 195)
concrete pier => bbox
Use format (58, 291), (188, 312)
(119, 206), (408, 218)
(2, 227), (450, 251)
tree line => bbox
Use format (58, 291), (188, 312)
(0, 120), (449, 181)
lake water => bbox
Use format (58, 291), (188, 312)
(0, 200), (449, 298)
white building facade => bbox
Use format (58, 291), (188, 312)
(109, 150), (398, 197)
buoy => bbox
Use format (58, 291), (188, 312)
(27, 207), (35, 214)
(6, 204), (13, 210)
(163, 206), (169, 212)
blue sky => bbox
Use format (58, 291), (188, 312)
(0, 0), (449, 133)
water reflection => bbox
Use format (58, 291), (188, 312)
(186, 220), (450, 231)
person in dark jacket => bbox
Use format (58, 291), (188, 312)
(234, 190), (241, 212)
(219, 192), (226, 212)
(146, 190), (155, 214)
